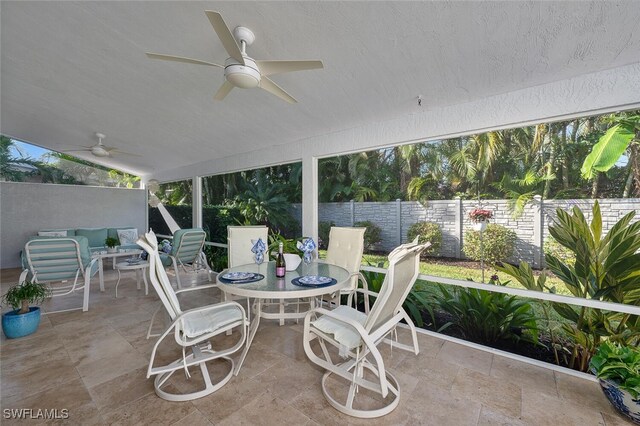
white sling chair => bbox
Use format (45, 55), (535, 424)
(22, 237), (97, 312)
(137, 230), (248, 402)
(324, 226), (367, 309)
(303, 241), (429, 418)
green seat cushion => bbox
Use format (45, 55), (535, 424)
(76, 228), (108, 248)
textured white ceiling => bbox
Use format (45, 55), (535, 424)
(2, 1), (640, 175)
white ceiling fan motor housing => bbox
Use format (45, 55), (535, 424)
(224, 57), (261, 88)
(224, 26), (260, 89)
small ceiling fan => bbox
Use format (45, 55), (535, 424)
(64, 133), (140, 158)
(146, 10), (323, 103)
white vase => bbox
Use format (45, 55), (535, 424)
(283, 253), (302, 271)
(473, 220), (488, 232)
(107, 246), (118, 254)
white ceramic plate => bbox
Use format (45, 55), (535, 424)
(298, 275), (332, 285)
(222, 272), (254, 280)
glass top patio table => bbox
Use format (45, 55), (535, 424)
(217, 261), (350, 376)
(217, 261), (351, 299)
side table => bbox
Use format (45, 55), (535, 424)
(115, 261), (149, 298)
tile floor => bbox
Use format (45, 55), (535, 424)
(0, 266), (632, 425)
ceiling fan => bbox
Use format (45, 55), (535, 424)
(146, 10), (324, 104)
(64, 133), (140, 158)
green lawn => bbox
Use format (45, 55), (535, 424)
(359, 253), (572, 296)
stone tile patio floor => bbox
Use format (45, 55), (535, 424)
(0, 267), (632, 425)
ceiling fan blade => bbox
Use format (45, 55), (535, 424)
(205, 11), (245, 65)
(256, 60), (324, 76)
(145, 53), (223, 68)
(214, 81), (234, 101)
(259, 77), (297, 104)
(110, 149), (142, 157)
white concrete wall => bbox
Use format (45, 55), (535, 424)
(0, 182), (146, 269)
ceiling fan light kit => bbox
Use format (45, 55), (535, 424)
(146, 11), (323, 103)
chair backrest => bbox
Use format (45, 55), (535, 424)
(137, 230), (182, 320)
(227, 226), (269, 267)
(364, 241), (428, 333)
(325, 227), (366, 291)
(24, 237), (88, 283)
(171, 228), (206, 263)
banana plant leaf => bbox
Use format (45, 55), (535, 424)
(581, 124), (635, 179)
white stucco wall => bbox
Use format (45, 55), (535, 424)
(0, 182), (147, 269)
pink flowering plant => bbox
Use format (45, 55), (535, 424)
(469, 208), (493, 222)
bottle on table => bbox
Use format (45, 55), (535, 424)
(276, 242), (286, 278)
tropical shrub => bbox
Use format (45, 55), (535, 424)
(432, 280), (538, 346)
(354, 221), (382, 251)
(463, 224), (516, 264)
(407, 221), (442, 256)
(318, 221), (335, 250)
(500, 201), (640, 371)
(543, 236), (575, 267)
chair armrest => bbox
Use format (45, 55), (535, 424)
(174, 283), (218, 294)
(19, 269), (29, 284)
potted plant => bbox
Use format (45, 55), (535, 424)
(1, 280), (50, 339)
(105, 236), (119, 254)
(590, 341), (640, 423)
(469, 208), (493, 232)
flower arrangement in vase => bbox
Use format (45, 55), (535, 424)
(469, 208), (493, 231)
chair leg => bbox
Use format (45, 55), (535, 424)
(82, 273), (91, 312)
(172, 257), (182, 289)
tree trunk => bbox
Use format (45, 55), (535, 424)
(19, 299), (29, 314)
(630, 141), (640, 197)
(561, 124), (569, 189)
(591, 172), (600, 198)
(543, 125), (556, 199)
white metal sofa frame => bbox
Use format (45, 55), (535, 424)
(303, 241), (429, 418)
(167, 228), (213, 289)
(22, 238), (97, 312)
(138, 230), (248, 402)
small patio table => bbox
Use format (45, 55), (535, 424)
(93, 250), (142, 292)
(217, 261), (350, 374)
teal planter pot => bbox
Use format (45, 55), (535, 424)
(2, 307), (41, 339)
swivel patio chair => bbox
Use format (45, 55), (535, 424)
(161, 228), (212, 289)
(22, 236), (98, 312)
(137, 230), (248, 402)
(303, 241), (429, 418)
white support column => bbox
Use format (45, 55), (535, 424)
(302, 155), (318, 243)
(193, 176), (202, 229)
(454, 196), (463, 258)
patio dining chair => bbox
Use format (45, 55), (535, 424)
(138, 230), (248, 402)
(227, 225), (269, 268)
(160, 228), (212, 289)
(324, 226), (367, 309)
(21, 236), (98, 312)
(303, 241), (429, 418)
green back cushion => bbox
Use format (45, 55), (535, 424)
(76, 228), (108, 247)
